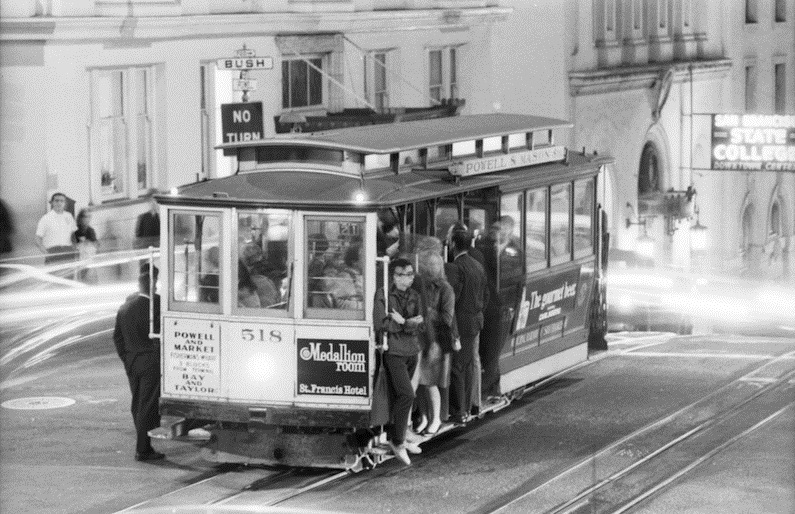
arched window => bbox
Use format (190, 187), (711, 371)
(638, 142), (662, 196)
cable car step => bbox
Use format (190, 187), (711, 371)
(148, 417), (212, 441)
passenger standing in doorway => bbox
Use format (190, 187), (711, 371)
(373, 257), (424, 465)
(36, 192), (77, 264)
(446, 227), (489, 422)
(480, 216), (524, 398)
(113, 265), (164, 462)
(416, 251), (458, 435)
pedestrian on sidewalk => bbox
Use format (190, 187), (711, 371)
(36, 192), (76, 264)
(113, 264), (164, 462)
(73, 208), (98, 282)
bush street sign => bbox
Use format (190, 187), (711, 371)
(216, 57), (274, 70)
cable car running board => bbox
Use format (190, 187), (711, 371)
(149, 416), (211, 442)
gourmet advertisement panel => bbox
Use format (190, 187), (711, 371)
(511, 266), (584, 351)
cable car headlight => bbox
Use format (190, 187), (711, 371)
(353, 189), (367, 205)
(169, 187), (179, 196)
(246, 353), (277, 381)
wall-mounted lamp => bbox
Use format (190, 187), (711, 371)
(626, 202), (657, 258)
(663, 185), (697, 235)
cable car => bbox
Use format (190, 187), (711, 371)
(151, 113), (612, 470)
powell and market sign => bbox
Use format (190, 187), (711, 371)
(711, 114), (795, 172)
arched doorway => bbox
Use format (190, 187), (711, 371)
(635, 141), (667, 262)
(638, 142), (662, 200)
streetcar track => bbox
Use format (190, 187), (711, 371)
(622, 351), (795, 360)
(557, 378), (795, 514)
(119, 345), (795, 513)
(478, 349), (795, 514)
(219, 468), (349, 507)
(114, 466), (282, 512)
(115, 466), (348, 512)
(610, 403), (793, 514)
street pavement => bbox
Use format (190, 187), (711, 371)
(0, 332), (792, 513)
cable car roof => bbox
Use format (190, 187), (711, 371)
(156, 151), (610, 210)
(216, 113), (572, 154)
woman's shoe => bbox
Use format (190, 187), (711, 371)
(388, 442), (411, 466)
(414, 415), (428, 434)
(423, 420), (441, 435)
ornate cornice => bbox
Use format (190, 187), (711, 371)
(569, 58), (732, 97)
(0, 7), (511, 42)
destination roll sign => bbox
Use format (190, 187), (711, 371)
(449, 145), (566, 177)
(711, 114), (795, 172)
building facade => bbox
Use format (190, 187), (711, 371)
(0, 0), (509, 257)
(1, 0), (792, 281)
(496, 0), (793, 280)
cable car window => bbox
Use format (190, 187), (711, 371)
(435, 203), (459, 241)
(496, 192), (524, 287)
(525, 187), (547, 271)
(237, 211), (291, 312)
(550, 183), (572, 264)
(464, 207), (487, 243)
(305, 216), (365, 320)
(170, 212), (222, 311)
(574, 178), (595, 258)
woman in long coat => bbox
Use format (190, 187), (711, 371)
(416, 251), (458, 434)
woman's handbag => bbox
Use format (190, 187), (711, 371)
(435, 322), (454, 353)
(370, 357), (393, 426)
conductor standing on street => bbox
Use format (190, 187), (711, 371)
(113, 265), (164, 462)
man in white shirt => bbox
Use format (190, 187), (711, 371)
(36, 192), (77, 264)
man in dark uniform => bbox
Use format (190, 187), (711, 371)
(113, 265), (163, 461)
(446, 229), (489, 422)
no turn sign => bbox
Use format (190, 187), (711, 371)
(220, 102), (264, 144)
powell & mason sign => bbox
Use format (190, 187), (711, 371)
(448, 145), (566, 177)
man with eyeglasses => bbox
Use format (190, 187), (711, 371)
(373, 257), (424, 465)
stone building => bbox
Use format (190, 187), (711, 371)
(494, 0), (793, 280)
(1, 0), (792, 281)
(0, 0), (509, 257)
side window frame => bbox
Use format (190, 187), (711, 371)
(233, 208), (294, 318)
(573, 177), (596, 260)
(303, 214), (367, 321)
(525, 186), (549, 273)
(550, 181), (573, 266)
(168, 207), (225, 314)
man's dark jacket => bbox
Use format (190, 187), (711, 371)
(114, 293), (161, 371)
(446, 252), (489, 340)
